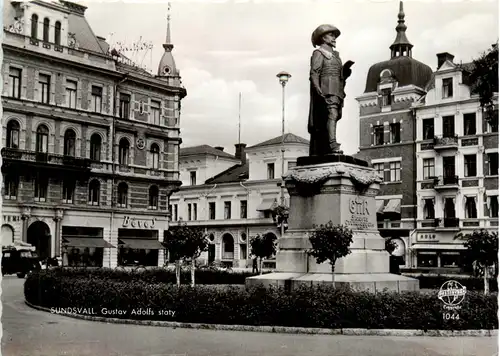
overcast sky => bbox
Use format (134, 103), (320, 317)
(84, 0), (498, 155)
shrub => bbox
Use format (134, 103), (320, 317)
(25, 271), (498, 330)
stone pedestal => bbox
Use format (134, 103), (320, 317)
(246, 156), (419, 292)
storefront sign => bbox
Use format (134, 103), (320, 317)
(3, 215), (21, 223)
(122, 216), (156, 229)
(345, 198), (374, 230)
(417, 233), (438, 241)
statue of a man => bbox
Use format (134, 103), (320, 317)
(308, 24), (353, 156)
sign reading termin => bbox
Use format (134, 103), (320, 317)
(344, 197), (375, 230)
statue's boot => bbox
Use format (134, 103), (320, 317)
(329, 140), (342, 153)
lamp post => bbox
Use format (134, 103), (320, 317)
(276, 71), (291, 238)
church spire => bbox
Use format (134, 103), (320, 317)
(389, 1), (413, 58)
(158, 2), (177, 77)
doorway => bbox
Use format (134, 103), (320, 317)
(208, 244), (215, 264)
(27, 221), (51, 260)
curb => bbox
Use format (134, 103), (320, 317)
(25, 301), (497, 337)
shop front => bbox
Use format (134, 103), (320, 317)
(61, 226), (114, 267)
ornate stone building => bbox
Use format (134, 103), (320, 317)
(1, 0), (186, 267)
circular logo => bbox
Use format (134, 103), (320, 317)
(136, 138), (145, 150)
(438, 280), (467, 307)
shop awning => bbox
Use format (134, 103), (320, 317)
(411, 244), (466, 250)
(118, 238), (164, 250)
(256, 198), (277, 211)
(62, 237), (115, 248)
(383, 199), (401, 214)
(376, 200), (385, 214)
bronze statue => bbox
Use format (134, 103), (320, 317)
(308, 24), (354, 156)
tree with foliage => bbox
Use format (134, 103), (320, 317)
(454, 229), (498, 294)
(469, 43), (499, 124)
(308, 222), (353, 285)
(163, 222), (208, 287)
(250, 233), (277, 275)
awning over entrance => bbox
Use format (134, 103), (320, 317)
(376, 199), (385, 214)
(256, 198), (277, 211)
(62, 237), (115, 248)
(412, 244), (466, 250)
(383, 199), (401, 214)
(118, 238), (164, 250)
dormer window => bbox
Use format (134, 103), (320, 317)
(31, 14), (38, 39)
(381, 88), (392, 107)
(43, 18), (50, 42)
(442, 78), (453, 98)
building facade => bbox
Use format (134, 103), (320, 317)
(411, 52), (499, 272)
(1, 0), (186, 268)
(170, 133), (309, 268)
(355, 1), (433, 269)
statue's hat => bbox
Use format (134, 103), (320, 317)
(311, 24), (341, 47)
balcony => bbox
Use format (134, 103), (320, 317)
(433, 135), (458, 150)
(433, 175), (459, 190)
(435, 217), (460, 231)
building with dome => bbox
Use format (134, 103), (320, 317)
(1, 0), (185, 268)
(355, 1), (433, 271)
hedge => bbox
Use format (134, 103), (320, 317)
(37, 267), (265, 285)
(25, 270), (498, 330)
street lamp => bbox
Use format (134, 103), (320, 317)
(276, 71), (291, 237)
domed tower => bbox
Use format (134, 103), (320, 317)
(355, 1), (433, 272)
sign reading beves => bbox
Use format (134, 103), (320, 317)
(122, 216), (156, 229)
(344, 197), (375, 230)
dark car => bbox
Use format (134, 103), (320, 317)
(2, 247), (41, 278)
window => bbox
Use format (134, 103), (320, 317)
(169, 204), (178, 221)
(36, 125), (49, 153)
(117, 182), (128, 208)
(90, 134), (101, 161)
(9, 67), (21, 99)
(423, 199), (435, 219)
(444, 198), (456, 219)
(209, 202), (216, 220)
(190, 171), (196, 185)
(88, 180), (100, 205)
(149, 186), (159, 209)
(389, 161), (401, 182)
(39, 74), (50, 104)
(443, 156), (456, 177)
(6, 120), (20, 149)
(240, 200), (248, 219)
(34, 175), (48, 202)
(193, 203), (197, 220)
(287, 161), (296, 170)
(173, 204), (178, 221)
(464, 154), (477, 177)
(423, 158), (435, 179)
(119, 93), (131, 119)
(374, 125), (384, 145)
(63, 80), (77, 108)
(463, 113), (476, 136)
(91, 86), (102, 113)
(224, 201), (232, 219)
(390, 123), (400, 143)
(442, 78), (453, 98)
(63, 129), (76, 156)
(150, 144), (160, 169)
(31, 14), (38, 38)
(118, 138), (130, 165)
(62, 179), (75, 204)
(490, 196), (499, 218)
(188, 204), (192, 221)
(267, 163), (275, 179)
(422, 119), (434, 140)
(487, 110), (499, 133)
(442, 116), (455, 137)
(54, 21), (61, 45)
(487, 153), (499, 175)
(43, 18), (49, 42)
(151, 100), (161, 125)
(3, 175), (18, 200)
(381, 88), (392, 107)
(417, 252), (438, 268)
(373, 163), (384, 179)
(440, 252), (461, 268)
(465, 196), (477, 219)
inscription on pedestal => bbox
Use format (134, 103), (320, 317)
(344, 197), (375, 230)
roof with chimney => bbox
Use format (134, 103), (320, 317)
(179, 145), (237, 160)
(247, 133), (309, 149)
(424, 61), (475, 92)
(205, 162), (249, 184)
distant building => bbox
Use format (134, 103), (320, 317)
(411, 52), (498, 272)
(2, 0), (185, 267)
(170, 133), (309, 268)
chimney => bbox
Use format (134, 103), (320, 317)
(235, 143), (247, 164)
(436, 52), (454, 69)
(214, 146), (224, 152)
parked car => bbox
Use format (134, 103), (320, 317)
(2, 246), (41, 278)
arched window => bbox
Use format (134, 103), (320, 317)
(6, 120), (20, 149)
(36, 124), (49, 153)
(54, 21), (61, 45)
(90, 133), (101, 161)
(31, 14), (38, 39)
(88, 179), (100, 205)
(118, 138), (130, 165)
(64, 129), (76, 156)
(117, 182), (128, 207)
(43, 18), (50, 42)
(149, 185), (159, 209)
(150, 143), (160, 169)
